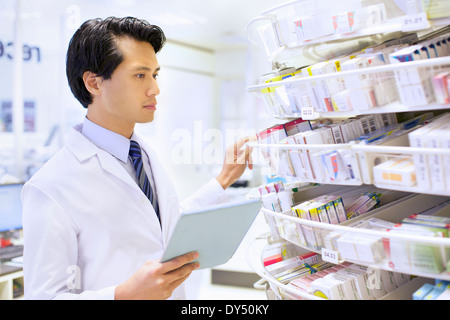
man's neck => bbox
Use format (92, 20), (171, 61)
(86, 106), (134, 139)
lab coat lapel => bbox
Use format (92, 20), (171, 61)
(66, 127), (140, 193)
(67, 127), (169, 241)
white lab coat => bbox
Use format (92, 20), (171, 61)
(21, 124), (229, 300)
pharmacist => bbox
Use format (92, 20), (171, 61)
(21, 16), (253, 300)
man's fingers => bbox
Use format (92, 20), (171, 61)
(236, 142), (253, 165)
(166, 261), (198, 281)
(234, 135), (257, 150)
(164, 259), (199, 290)
(166, 271), (192, 294)
(160, 251), (199, 274)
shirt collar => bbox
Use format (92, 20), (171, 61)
(81, 117), (131, 163)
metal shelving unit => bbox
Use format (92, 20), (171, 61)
(245, 0), (450, 300)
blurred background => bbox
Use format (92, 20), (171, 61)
(0, 0), (287, 198)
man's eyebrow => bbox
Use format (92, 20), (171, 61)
(133, 66), (161, 72)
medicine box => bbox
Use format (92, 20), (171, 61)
(408, 213), (450, 224)
(402, 217), (450, 231)
(284, 136), (307, 179)
(311, 261), (334, 272)
(318, 149), (352, 182)
(408, 113), (450, 189)
(326, 195), (346, 223)
(381, 270), (398, 294)
(389, 45), (435, 106)
(336, 234), (384, 263)
(266, 252), (319, 276)
(292, 12), (334, 42)
(436, 285), (450, 300)
(424, 287), (446, 300)
(373, 157), (416, 187)
(432, 72), (450, 104)
(324, 231), (342, 251)
(292, 202), (323, 250)
(365, 217), (396, 230)
(311, 277), (347, 300)
(346, 192), (380, 219)
(263, 253), (283, 267)
(305, 62), (334, 112)
(341, 57), (377, 111)
(393, 272), (410, 288)
(292, 130), (327, 180)
(289, 274), (321, 294)
(336, 268), (374, 300)
(413, 283), (435, 300)
(312, 195), (340, 224)
(411, 113), (450, 190)
(324, 273), (360, 300)
(427, 122), (450, 192)
(283, 118), (312, 136)
(276, 266), (311, 284)
(386, 226), (445, 274)
(258, 124), (288, 176)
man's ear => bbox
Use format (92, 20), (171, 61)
(82, 71), (102, 96)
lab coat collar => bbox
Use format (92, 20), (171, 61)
(66, 124), (141, 192)
(68, 123), (99, 162)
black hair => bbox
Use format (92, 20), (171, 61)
(66, 16), (166, 108)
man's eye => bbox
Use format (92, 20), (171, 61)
(136, 74), (145, 79)
(153, 74), (159, 80)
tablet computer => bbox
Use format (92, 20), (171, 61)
(161, 198), (261, 269)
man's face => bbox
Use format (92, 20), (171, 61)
(96, 37), (161, 131)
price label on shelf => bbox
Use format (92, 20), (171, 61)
(401, 12), (429, 32)
(301, 107), (317, 120)
(321, 247), (339, 264)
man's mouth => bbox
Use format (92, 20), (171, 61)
(144, 104), (156, 110)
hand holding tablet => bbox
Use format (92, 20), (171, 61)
(161, 199), (261, 269)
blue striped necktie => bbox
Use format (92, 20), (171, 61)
(129, 140), (160, 221)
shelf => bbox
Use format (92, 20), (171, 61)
(246, 0), (450, 301)
(246, 237), (325, 300)
(247, 57), (450, 91)
(259, 190), (450, 281)
(250, 139), (450, 196)
(246, 0), (449, 64)
(247, 236), (437, 300)
(353, 144), (450, 196)
(247, 56), (450, 119)
(252, 101), (450, 122)
(255, 101), (450, 122)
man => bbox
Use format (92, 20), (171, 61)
(21, 16), (253, 300)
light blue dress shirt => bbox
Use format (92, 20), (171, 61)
(81, 117), (158, 201)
